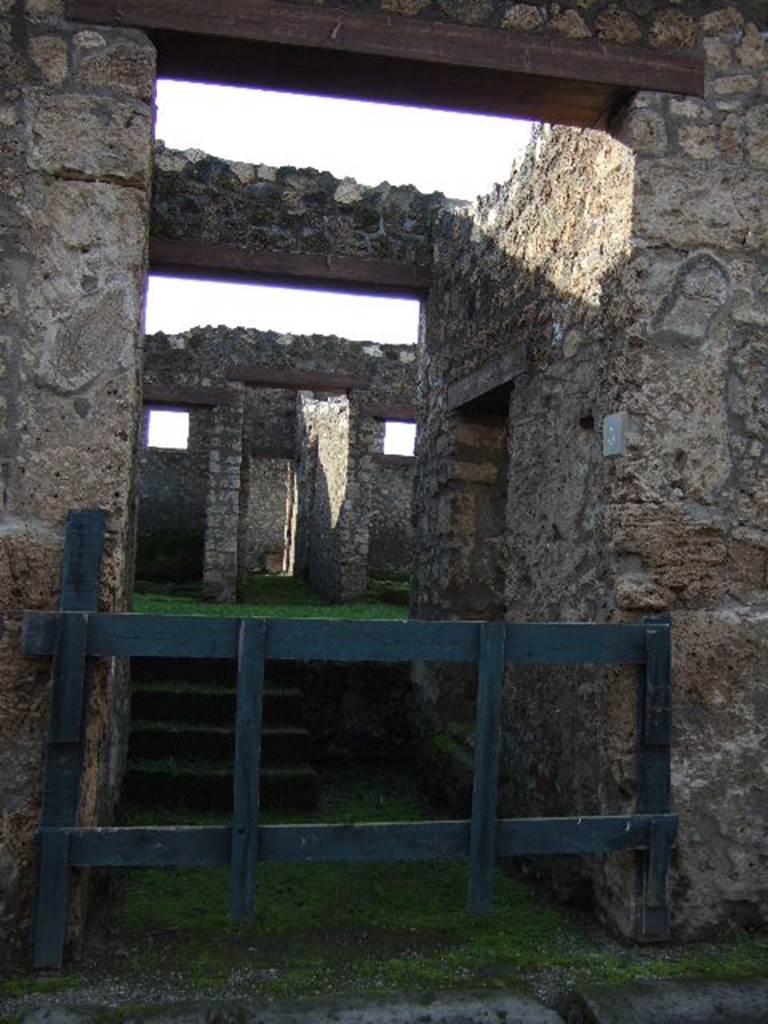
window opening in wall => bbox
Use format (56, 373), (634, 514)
(145, 408), (190, 450)
(383, 420), (416, 457)
(146, 276), (421, 345)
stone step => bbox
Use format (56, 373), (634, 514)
(123, 760), (320, 812)
(130, 722), (311, 764)
(131, 684), (304, 727)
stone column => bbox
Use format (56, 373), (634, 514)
(202, 389), (245, 601)
(0, 4), (155, 958)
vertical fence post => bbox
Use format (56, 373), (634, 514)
(229, 618), (266, 921)
(468, 622), (506, 913)
(635, 618), (673, 940)
(34, 509), (106, 969)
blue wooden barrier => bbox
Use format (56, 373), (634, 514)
(25, 511), (676, 968)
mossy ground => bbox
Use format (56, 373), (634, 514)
(2, 767), (766, 1012)
(3, 578), (766, 1013)
(133, 573), (409, 620)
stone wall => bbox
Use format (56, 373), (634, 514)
(141, 327), (417, 598)
(0, 2), (154, 959)
(369, 455), (416, 573)
(152, 144), (446, 265)
(412, 5), (768, 940)
(137, 406), (210, 537)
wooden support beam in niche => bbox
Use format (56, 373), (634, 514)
(251, 445), (295, 460)
(446, 349), (528, 416)
(359, 402), (417, 422)
(143, 384), (236, 408)
(228, 366), (371, 393)
(67, 1), (704, 127)
(372, 453), (415, 466)
(150, 238), (431, 299)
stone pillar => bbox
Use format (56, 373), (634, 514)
(0, 3), (155, 958)
(202, 390), (245, 601)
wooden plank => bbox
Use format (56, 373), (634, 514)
(150, 238), (430, 298)
(446, 349), (528, 414)
(59, 509), (106, 612)
(66, 814), (677, 867)
(22, 613), (482, 663)
(644, 626), (672, 747)
(228, 366), (371, 393)
(468, 622), (505, 913)
(229, 619), (266, 921)
(259, 821), (471, 862)
(66, 1), (704, 100)
(48, 613), (89, 745)
(506, 623), (648, 665)
(359, 402), (417, 422)
(35, 510), (107, 970)
(497, 814), (677, 857)
(25, 615), (651, 666)
(155, 31), (626, 126)
(635, 620), (673, 941)
(34, 830), (71, 969)
(251, 445), (295, 461)
(372, 453), (415, 467)
(69, 826), (231, 867)
(143, 384), (235, 408)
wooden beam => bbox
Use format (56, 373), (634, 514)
(251, 445), (295, 461)
(446, 348), (527, 415)
(143, 384), (235, 408)
(150, 238), (431, 299)
(372, 453), (415, 467)
(359, 401), (417, 422)
(67, 2), (704, 129)
(228, 366), (371, 393)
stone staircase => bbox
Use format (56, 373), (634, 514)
(124, 658), (320, 813)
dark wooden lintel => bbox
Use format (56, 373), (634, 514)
(150, 238), (430, 299)
(359, 401), (417, 422)
(229, 366), (371, 393)
(251, 445), (295, 461)
(446, 348), (527, 415)
(66, 1), (704, 127)
(143, 384), (235, 408)
(372, 452), (415, 466)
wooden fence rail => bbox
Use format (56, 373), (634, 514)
(24, 511), (676, 968)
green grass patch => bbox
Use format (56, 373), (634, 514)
(133, 574), (408, 620)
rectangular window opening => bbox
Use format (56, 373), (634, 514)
(146, 408), (190, 450)
(383, 420), (416, 457)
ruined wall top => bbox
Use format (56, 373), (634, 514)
(152, 144), (454, 265)
(144, 326), (417, 406)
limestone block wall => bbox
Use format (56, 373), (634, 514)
(412, 3), (768, 939)
(0, 2), (154, 959)
(152, 144), (446, 265)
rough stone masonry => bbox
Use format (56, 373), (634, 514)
(1, 0), (767, 961)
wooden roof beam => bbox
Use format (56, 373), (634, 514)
(67, 0), (704, 128)
(150, 238), (431, 299)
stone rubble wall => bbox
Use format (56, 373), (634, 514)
(152, 143), (447, 265)
(369, 457), (416, 573)
(0, 1), (154, 959)
(412, 4), (768, 939)
(137, 406), (211, 539)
